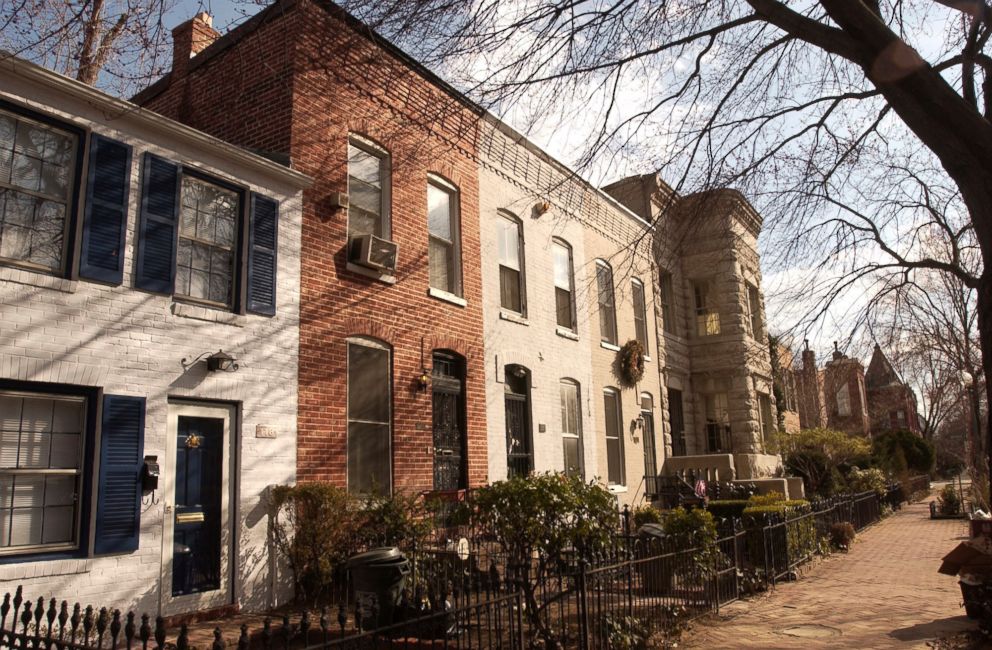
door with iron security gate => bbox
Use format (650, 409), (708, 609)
(162, 401), (234, 615)
(432, 354), (467, 491)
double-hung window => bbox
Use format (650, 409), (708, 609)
(596, 261), (618, 345)
(347, 338), (392, 495)
(176, 175), (238, 308)
(0, 392), (85, 554)
(497, 213), (525, 313)
(135, 154), (280, 316)
(603, 388), (624, 486)
(427, 176), (461, 296)
(347, 138), (390, 239)
(0, 108), (77, 273)
(632, 278), (649, 355)
(560, 380), (583, 479)
(693, 279), (721, 336)
(552, 239), (575, 330)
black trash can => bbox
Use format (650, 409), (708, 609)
(347, 547), (411, 630)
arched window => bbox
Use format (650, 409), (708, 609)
(552, 239), (576, 331)
(559, 379), (583, 478)
(603, 387), (624, 485)
(596, 261), (617, 345)
(346, 336), (391, 494)
(497, 212), (526, 314)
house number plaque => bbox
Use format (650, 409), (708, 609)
(256, 424), (278, 439)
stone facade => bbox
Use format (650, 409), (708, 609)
(603, 177), (779, 480)
(0, 56), (309, 615)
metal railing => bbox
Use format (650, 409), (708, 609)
(0, 488), (904, 649)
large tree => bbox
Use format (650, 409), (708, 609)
(338, 0), (992, 494)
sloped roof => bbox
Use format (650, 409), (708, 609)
(865, 344), (903, 389)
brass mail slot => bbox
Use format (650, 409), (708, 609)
(175, 512), (205, 524)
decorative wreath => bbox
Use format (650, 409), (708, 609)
(617, 340), (646, 387)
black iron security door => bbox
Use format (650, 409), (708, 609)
(172, 416), (223, 596)
(432, 353), (466, 491)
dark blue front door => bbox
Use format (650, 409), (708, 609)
(172, 416), (223, 596)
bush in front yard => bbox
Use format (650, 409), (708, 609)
(270, 482), (365, 605)
(829, 522), (856, 550)
(706, 499), (750, 523)
(469, 473), (618, 647)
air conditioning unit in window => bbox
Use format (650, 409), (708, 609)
(350, 234), (399, 273)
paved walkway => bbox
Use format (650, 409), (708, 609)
(683, 491), (976, 649)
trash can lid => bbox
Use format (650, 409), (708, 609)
(638, 523), (666, 538)
(346, 546), (404, 567)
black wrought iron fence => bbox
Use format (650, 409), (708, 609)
(0, 488), (904, 649)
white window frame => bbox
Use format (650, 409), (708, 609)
(596, 260), (618, 345)
(559, 379), (583, 479)
(347, 135), (391, 240)
(603, 387), (625, 486)
(497, 211), (526, 315)
(552, 239), (576, 331)
(426, 174), (462, 297)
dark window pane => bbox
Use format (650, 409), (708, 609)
(348, 344), (390, 423)
(597, 264), (617, 344)
(500, 265), (521, 312)
(563, 437), (581, 479)
(347, 422), (390, 494)
(633, 281), (648, 353)
(555, 287), (572, 329)
(604, 391), (623, 485)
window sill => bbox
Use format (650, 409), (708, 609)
(499, 310), (529, 326)
(600, 341), (621, 352)
(608, 485), (628, 494)
(346, 262), (397, 285)
(555, 327), (579, 341)
(172, 302), (245, 327)
(0, 266), (77, 294)
(644, 355), (652, 363)
(428, 287), (466, 307)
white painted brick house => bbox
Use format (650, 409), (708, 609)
(0, 56), (309, 617)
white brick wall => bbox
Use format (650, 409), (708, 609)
(478, 122), (666, 508)
(0, 72), (305, 616)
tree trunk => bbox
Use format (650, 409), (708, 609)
(977, 273), (992, 508)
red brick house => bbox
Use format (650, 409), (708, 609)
(136, 2), (487, 494)
(865, 344), (922, 435)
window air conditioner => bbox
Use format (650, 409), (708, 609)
(350, 234), (399, 273)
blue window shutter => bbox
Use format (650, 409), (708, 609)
(134, 153), (180, 293)
(79, 134), (132, 284)
(95, 394), (145, 555)
(247, 193), (279, 315)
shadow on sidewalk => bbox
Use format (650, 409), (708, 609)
(888, 615), (973, 642)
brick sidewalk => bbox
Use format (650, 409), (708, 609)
(683, 492), (976, 649)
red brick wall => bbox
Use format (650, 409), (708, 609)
(141, 0), (487, 493)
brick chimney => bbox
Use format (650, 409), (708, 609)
(171, 12), (220, 79)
